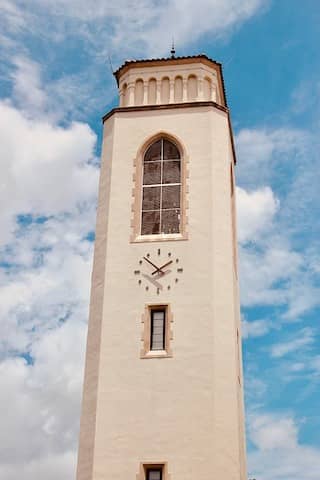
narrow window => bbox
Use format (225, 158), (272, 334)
(140, 305), (172, 359)
(150, 309), (166, 351)
(146, 467), (163, 480)
(141, 138), (181, 235)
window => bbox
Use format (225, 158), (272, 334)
(150, 309), (166, 351)
(146, 468), (163, 480)
(141, 138), (181, 235)
(140, 304), (172, 358)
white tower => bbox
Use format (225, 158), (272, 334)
(76, 54), (247, 480)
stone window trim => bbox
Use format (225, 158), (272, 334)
(136, 462), (171, 480)
(130, 132), (189, 244)
(140, 304), (173, 359)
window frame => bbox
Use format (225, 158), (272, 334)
(140, 304), (173, 359)
(131, 134), (188, 243)
(141, 138), (181, 236)
(137, 463), (169, 480)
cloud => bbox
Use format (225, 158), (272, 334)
(270, 328), (315, 358)
(248, 413), (320, 480)
(10, 56), (47, 117)
(0, 1), (27, 34)
(242, 318), (271, 339)
(310, 356), (320, 375)
(249, 413), (298, 450)
(0, 79), (97, 477)
(4, 0), (267, 58)
(236, 127), (308, 188)
(0, 100), (98, 245)
(239, 245), (302, 306)
(0, 184), (94, 480)
(237, 186), (279, 244)
(0, 452), (76, 480)
(0, 2), (269, 122)
(0, 320), (86, 480)
(236, 125), (320, 319)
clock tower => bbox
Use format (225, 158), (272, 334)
(76, 55), (247, 480)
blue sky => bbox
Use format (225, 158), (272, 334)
(0, 1), (319, 479)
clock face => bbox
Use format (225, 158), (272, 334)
(134, 248), (183, 293)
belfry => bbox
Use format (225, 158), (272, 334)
(76, 54), (247, 480)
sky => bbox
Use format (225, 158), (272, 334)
(0, 1), (319, 479)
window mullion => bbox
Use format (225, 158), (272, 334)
(160, 138), (164, 233)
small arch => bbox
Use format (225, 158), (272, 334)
(138, 131), (187, 163)
(174, 76), (183, 102)
(148, 78), (157, 104)
(122, 83), (128, 106)
(187, 75), (198, 101)
(161, 77), (170, 104)
(134, 79), (144, 105)
(203, 77), (212, 101)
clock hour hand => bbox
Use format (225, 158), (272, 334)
(143, 256), (162, 274)
(151, 259), (173, 275)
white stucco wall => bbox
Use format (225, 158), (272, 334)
(77, 100), (246, 480)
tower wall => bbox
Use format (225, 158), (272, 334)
(77, 100), (246, 479)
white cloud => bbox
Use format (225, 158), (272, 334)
(7, 0), (266, 58)
(242, 318), (271, 339)
(235, 126), (320, 318)
(310, 356), (320, 374)
(248, 413), (320, 480)
(0, 1), (27, 33)
(0, 2), (270, 126)
(249, 413), (298, 450)
(284, 282), (320, 320)
(237, 186), (279, 244)
(270, 328), (315, 358)
(0, 452), (76, 480)
(0, 100), (98, 245)
(10, 56), (47, 117)
(239, 245), (302, 306)
(0, 196), (93, 479)
(236, 127), (308, 187)
(0, 79), (97, 477)
(0, 320), (86, 480)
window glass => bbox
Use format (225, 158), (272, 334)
(144, 140), (161, 161)
(143, 162), (161, 185)
(162, 161), (180, 184)
(161, 209), (180, 234)
(147, 469), (162, 480)
(151, 310), (165, 350)
(142, 186), (161, 210)
(141, 138), (181, 235)
(148, 471), (162, 480)
(163, 139), (180, 159)
(162, 185), (180, 209)
(141, 211), (160, 235)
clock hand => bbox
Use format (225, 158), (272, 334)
(143, 256), (162, 274)
(151, 259), (173, 275)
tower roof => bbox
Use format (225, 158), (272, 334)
(113, 54), (227, 106)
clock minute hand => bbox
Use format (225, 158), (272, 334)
(143, 256), (161, 274)
(152, 259), (173, 275)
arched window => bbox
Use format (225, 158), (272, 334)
(141, 138), (181, 235)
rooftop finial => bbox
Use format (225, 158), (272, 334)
(170, 38), (176, 58)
